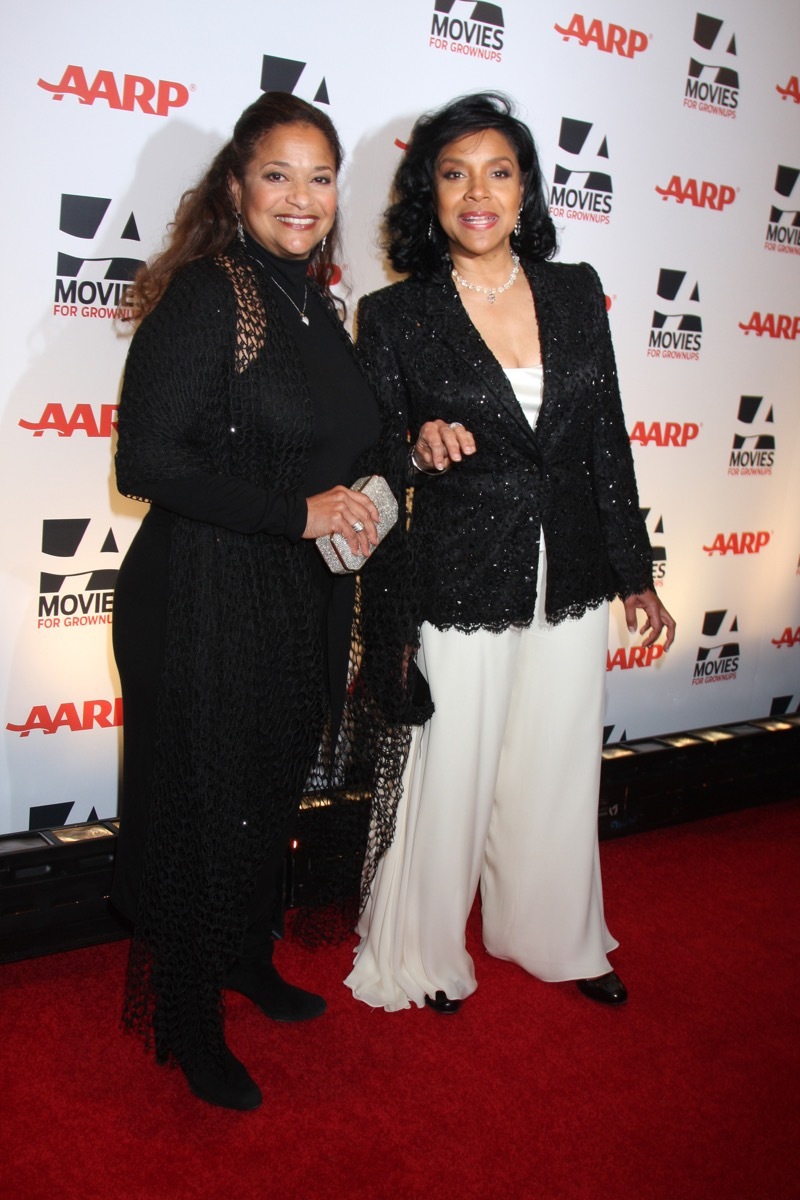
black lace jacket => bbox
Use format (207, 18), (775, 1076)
(356, 259), (654, 632)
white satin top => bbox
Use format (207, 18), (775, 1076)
(503, 364), (544, 431)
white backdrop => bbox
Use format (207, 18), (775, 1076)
(1, 0), (799, 833)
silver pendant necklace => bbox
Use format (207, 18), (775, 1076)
(246, 251), (310, 325)
(452, 251), (520, 304)
(267, 273), (309, 326)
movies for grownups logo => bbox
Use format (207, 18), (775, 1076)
(646, 269), (702, 360)
(764, 165), (800, 256)
(549, 118), (612, 226)
(428, 1), (505, 64)
(260, 55), (330, 104)
(37, 519), (119, 631)
(682, 12), (739, 118)
(728, 396), (775, 477)
(692, 610), (740, 686)
(53, 195), (143, 320)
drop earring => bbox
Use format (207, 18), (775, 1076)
(514, 210), (522, 238)
(236, 212), (246, 246)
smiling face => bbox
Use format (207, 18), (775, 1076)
(434, 127), (525, 262)
(229, 122), (338, 260)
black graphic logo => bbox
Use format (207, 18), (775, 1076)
(54, 194), (143, 317)
(728, 396), (775, 475)
(647, 269), (702, 358)
(764, 165), (800, 253)
(434, 0), (503, 23)
(684, 12), (739, 116)
(692, 610), (740, 683)
(38, 519), (119, 629)
(260, 55), (329, 103)
(770, 694), (799, 716)
(549, 118), (612, 225)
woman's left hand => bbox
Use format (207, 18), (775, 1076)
(414, 420), (476, 472)
(623, 589), (676, 651)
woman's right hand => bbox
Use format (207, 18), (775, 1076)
(303, 485), (380, 558)
(413, 420), (476, 473)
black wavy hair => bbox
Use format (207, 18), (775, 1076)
(384, 92), (557, 278)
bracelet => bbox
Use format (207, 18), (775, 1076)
(409, 445), (449, 475)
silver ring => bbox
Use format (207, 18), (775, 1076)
(449, 421), (464, 429)
(352, 520), (365, 533)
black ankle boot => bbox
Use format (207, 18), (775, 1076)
(177, 1043), (262, 1111)
(223, 956), (327, 1023)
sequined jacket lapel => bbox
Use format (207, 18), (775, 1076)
(417, 272), (543, 462)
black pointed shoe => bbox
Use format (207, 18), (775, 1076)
(178, 1044), (262, 1111)
(576, 971), (628, 1006)
(424, 990), (462, 1014)
(223, 960), (327, 1023)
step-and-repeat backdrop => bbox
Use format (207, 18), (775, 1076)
(1, 0), (798, 834)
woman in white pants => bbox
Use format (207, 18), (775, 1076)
(347, 93), (675, 1013)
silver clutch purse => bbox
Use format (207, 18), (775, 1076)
(315, 474), (399, 574)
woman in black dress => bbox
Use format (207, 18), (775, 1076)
(112, 92), (401, 1110)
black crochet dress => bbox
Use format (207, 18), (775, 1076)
(111, 236), (416, 1067)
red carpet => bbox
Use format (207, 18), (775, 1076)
(2, 801), (797, 1200)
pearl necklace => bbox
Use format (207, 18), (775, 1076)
(451, 252), (520, 304)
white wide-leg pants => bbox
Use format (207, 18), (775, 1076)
(345, 556), (617, 1011)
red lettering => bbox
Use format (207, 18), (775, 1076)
(6, 698), (123, 736)
(606, 645), (665, 670)
(704, 531), (771, 556)
(740, 313), (800, 339)
(82, 699), (113, 729)
(156, 80), (190, 116)
(772, 627), (800, 648)
(37, 65), (88, 101)
(38, 66), (189, 117)
(656, 176), (683, 202)
(122, 74), (156, 114)
(699, 181), (718, 208)
(776, 76), (800, 104)
(6, 705), (54, 737)
(656, 176), (735, 211)
(51, 703), (83, 732)
(554, 14), (647, 56)
(19, 403), (118, 438)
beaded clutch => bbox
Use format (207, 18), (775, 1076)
(315, 475), (399, 574)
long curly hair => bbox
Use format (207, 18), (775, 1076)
(130, 92), (345, 320)
(385, 92), (557, 278)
